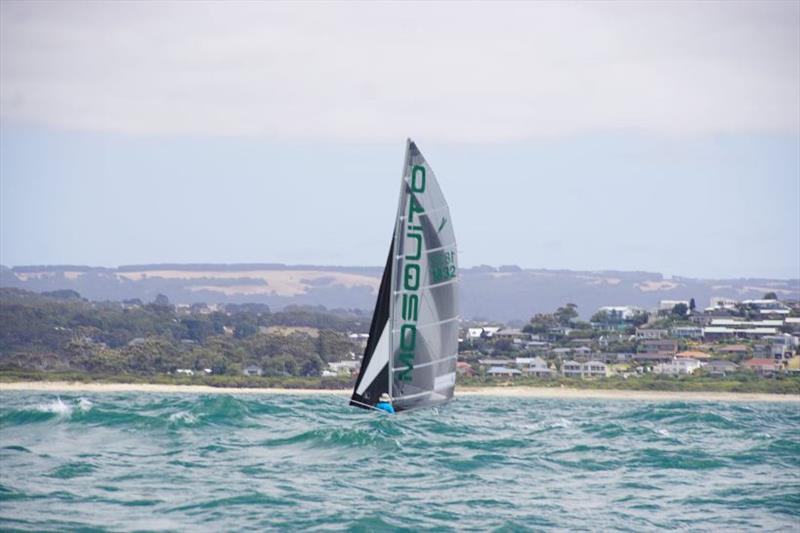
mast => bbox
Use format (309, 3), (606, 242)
(388, 139), (412, 400)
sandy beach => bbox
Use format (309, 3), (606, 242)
(1, 381), (798, 402)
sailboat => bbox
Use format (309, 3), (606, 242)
(350, 140), (458, 413)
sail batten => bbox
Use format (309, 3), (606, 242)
(350, 139), (457, 413)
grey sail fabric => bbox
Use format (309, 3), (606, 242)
(389, 140), (458, 412)
(350, 139), (457, 413)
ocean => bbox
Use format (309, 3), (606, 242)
(1, 391), (798, 532)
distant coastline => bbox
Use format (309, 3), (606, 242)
(2, 381), (798, 402)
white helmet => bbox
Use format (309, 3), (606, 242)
(379, 393), (392, 403)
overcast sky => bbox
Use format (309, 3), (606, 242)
(1, 1), (798, 279)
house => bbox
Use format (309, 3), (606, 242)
(640, 339), (678, 354)
(573, 346), (593, 358)
(175, 368), (194, 376)
(636, 329), (667, 340)
(467, 328), (484, 339)
(552, 347), (572, 357)
(715, 344), (749, 355)
(708, 297), (737, 311)
(478, 358), (515, 367)
(494, 328), (530, 342)
(561, 360), (582, 377)
(672, 326), (703, 339)
(456, 361), (476, 376)
(487, 366), (521, 378)
(328, 360), (360, 375)
(243, 365), (263, 376)
(633, 353), (675, 363)
(706, 360), (739, 377)
(652, 358), (703, 376)
(582, 361), (611, 378)
(676, 350), (711, 360)
(659, 300), (690, 311)
(742, 358), (779, 375)
(482, 326), (502, 338)
(785, 356), (800, 374)
(517, 357), (551, 377)
(765, 334), (799, 361)
(561, 360), (610, 378)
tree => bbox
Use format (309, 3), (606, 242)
(153, 294), (171, 307)
(763, 292), (778, 300)
(689, 298), (696, 312)
(671, 303), (689, 319)
(554, 304), (579, 326)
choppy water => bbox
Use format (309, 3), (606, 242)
(0, 392), (798, 532)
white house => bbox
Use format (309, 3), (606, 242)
(328, 360), (360, 374)
(562, 360), (582, 377)
(517, 357), (551, 377)
(652, 358), (704, 376)
(487, 366), (521, 378)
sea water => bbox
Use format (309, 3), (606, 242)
(0, 392), (798, 532)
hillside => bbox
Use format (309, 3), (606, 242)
(1, 264), (797, 322)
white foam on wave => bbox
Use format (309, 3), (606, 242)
(37, 397), (73, 417)
(168, 411), (198, 424)
(77, 398), (93, 412)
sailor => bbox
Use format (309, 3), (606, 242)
(375, 393), (395, 414)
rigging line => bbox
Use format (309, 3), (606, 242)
(392, 354), (458, 372)
(348, 398), (391, 413)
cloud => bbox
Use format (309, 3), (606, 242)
(1, 1), (798, 141)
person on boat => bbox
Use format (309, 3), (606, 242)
(375, 393), (395, 414)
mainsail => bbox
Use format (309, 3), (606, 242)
(350, 140), (458, 412)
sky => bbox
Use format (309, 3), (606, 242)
(1, 1), (798, 279)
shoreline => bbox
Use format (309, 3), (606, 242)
(1, 381), (798, 402)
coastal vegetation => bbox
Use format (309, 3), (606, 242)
(2, 288), (799, 395)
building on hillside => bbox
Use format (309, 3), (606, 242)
(785, 356), (800, 374)
(561, 360), (610, 378)
(582, 361), (611, 378)
(636, 329), (667, 340)
(703, 326), (779, 341)
(243, 365), (263, 376)
(494, 328), (530, 343)
(482, 326), (502, 338)
(517, 357), (551, 377)
(562, 360), (582, 377)
(640, 339), (678, 354)
(478, 358), (515, 367)
(742, 299), (790, 314)
(487, 366), (520, 378)
(765, 334), (799, 361)
(715, 344), (750, 356)
(456, 361), (476, 376)
(633, 353), (675, 364)
(672, 326), (703, 339)
(328, 360), (360, 375)
(706, 360), (739, 377)
(676, 350), (711, 360)
(659, 300), (690, 311)
(708, 297), (737, 311)
(467, 328), (484, 339)
(785, 317), (800, 333)
(652, 358), (703, 376)
(599, 352), (635, 363)
(742, 358), (779, 376)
